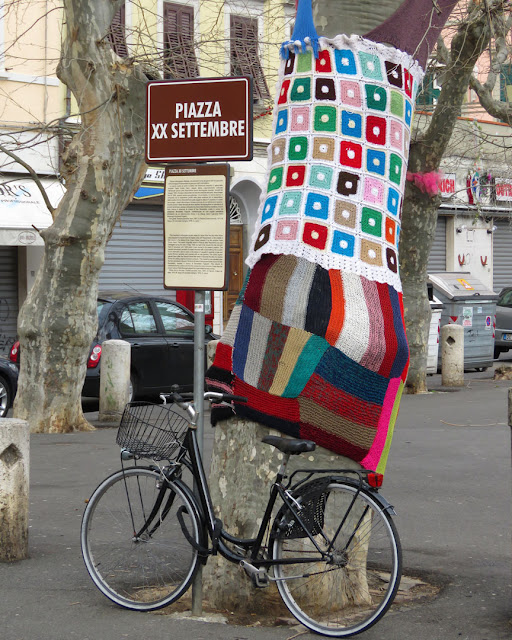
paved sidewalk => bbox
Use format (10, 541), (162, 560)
(0, 371), (511, 640)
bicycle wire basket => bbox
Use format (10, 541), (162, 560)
(116, 402), (189, 461)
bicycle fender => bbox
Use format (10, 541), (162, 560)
(329, 476), (398, 516)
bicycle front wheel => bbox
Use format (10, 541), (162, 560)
(81, 467), (203, 611)
(272, 481), (401, 637)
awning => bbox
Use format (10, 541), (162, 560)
(0, 178), (65, 246)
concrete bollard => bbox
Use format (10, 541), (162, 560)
(0, 418), (29, 562)
(441, 323), (464, 387)
(99, 339), (131, 423)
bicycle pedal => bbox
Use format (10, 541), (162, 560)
(239, 560), (270, 588)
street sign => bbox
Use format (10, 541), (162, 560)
(146, 77), (253, 163)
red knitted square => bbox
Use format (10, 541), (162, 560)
(303, 222), (328, 250)
(315, 49), (332, 73)
(278, 79), (291, 105)
(286, 165), (306, 187)
(233, 378), (301, 422)
(366, 115), (386, 146)
(214, 341), (233, 371)
(404, 69), (413, 98)
(340, 141), (362, 169)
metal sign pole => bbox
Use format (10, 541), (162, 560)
(191, 289), (205, 616)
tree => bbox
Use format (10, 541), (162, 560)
(315, 0), (512, 393)
(401, 0), (512, 392)
(8, 0), (283, 432)
(14, 0), (147, 432)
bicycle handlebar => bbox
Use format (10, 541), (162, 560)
(159, 390), (248, 406)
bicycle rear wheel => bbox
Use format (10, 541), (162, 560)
(81, 467), (203, 611)
(272, 481), (401, 637)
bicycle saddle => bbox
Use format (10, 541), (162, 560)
(262, 435), (316, 455)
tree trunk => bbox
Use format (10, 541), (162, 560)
(202, 415), (361, 612)
(14, 0), (147, 432)
(399, 180), (440, 393)
(400, 3), (494, 392)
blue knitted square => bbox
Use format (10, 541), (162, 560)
(331, 230), (355, 257)
(261, 195), (278, 222)
(305, 192), (330, 219)
(334, 49), (357, 75)
(366, 149), (386, 176)
(341, 111), (362, 138)
(387, 187), (400, 216)
(275, 109), (288, 135)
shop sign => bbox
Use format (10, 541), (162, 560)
(495, 179), (512, 201)
(146, 77), (253, 163)
(439, 173), (456, 197)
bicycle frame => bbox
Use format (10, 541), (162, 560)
(167, 426), (364, 570)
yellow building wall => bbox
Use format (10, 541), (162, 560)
(0, 0), (63, 126)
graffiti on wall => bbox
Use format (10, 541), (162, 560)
(0, 298), (16, 356)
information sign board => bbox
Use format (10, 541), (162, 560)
(163, 164), (229, 290)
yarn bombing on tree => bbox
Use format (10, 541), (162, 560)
(207, 0), (453, 474)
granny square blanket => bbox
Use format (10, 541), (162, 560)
(207, 33), (425, 474)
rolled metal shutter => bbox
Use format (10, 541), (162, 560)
(0, 246), (19, 356)
(492, 217), (512, 294)
(99, 206), (175, 299)
(427, 215), (447, 273)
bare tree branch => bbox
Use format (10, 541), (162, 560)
(0, 142), (56, 215)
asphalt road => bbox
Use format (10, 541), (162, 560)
(0, 366), (511, 640)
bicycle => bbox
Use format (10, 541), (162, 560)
(81, 389), (402, 637)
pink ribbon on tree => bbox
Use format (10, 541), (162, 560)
(406, 170), (443, 196)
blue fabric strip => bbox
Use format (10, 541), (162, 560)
(281, 0), (320, 59)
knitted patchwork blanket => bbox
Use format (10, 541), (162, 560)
(207, 19), (426, 473)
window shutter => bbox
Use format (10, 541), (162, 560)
(500, 63), (512, 102)
(108, 4), (128, 58)
(230, 15), (271, 102)
(163, 3), (199, 79)
(416, 72), (440, 109)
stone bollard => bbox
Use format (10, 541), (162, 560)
(0, 418), (30, 562)
(441, 323), (464, 387)
(99, 339), (131, 423)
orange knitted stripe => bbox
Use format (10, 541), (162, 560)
(325, 269), (345, 346)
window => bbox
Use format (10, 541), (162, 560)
(108, 4), (128, 57)
(500, 64), (512, 102)
(416, 71), (441, 110)
(119, 302), (158, 335)
(155, 301), (194, 335)
(163, 2), (199, 79)
(230, 15), (271, 102)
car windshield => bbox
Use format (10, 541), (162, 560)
(498, 290), (512, 308)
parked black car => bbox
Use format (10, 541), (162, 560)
(10, 292), (216, 400)
(494, 287), (512, 359)
(0, 355), (18, 418)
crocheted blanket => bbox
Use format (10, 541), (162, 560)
(208, 20), (424, 473)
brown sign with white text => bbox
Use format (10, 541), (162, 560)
(146, 77), (253, 163)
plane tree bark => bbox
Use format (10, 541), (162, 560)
(14, 0), (147, 432)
